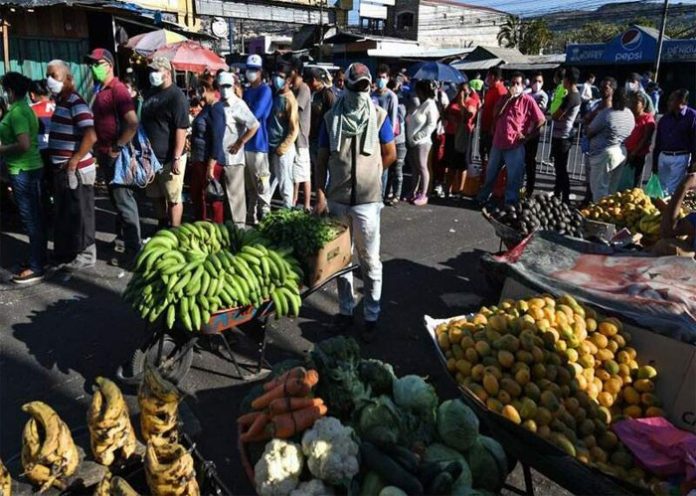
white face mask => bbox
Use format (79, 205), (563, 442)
(625, 82), (638, 93)
(246, 70), (259, 83)
(220, 86), (233, 100)
(149, 71), (164, 88)
(510, 84), (523, 97)
(46, 76), (64, 95)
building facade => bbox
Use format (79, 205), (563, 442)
(385, 0), (506, 49)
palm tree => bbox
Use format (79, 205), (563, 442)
(497, 15), (524, 49)
(521, 19), (553, 55)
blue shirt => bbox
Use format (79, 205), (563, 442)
(243, 83), (272, 153)
(318, 116), (394, 149)
(189, 105), (212, 163)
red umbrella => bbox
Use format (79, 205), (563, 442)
(151, 41), (227, 73)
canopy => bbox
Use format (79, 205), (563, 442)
(407, 61), (466, 84)
(126, 29), (188, 55)
(151, 41), (227, 73)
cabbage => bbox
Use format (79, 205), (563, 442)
(392, 375), (438, 419)
(467, 435), (508, 493)
(424, 443), (473, 488)
(437, 399), (480, 451)
(378, 487), (408, 496)
(356, 396), (402, 446)
(358, 359), (395, 395)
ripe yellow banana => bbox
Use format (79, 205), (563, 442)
(21, 402), (63, 463)
(21, 418), (41, 469)
(94, 470), (111, 496)
(95, 377), (126, 423)
(88, 378), (137, 466)
(142, 367), (180, 404)
(145, 441), (198, 496)
(0, 458), (11, 496)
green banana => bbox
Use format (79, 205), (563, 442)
(271, 289), (287, 318)
(200, 271), (211, 295)
(241, 245), (265, 258)
(191, 301), (201, 330)
(185, 265), (205, 293)
(166, 304), (176, 329)
(171, 271), (192, 294)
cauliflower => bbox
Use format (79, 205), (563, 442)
(254, 439), (304, 496)
(301, 417), (360, 485)
(289, 479), (335, 496)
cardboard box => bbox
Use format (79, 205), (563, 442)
(305, 224), (351, 287)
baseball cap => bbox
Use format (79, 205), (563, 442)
(217, 71), (236, 87)
(246, 54), (263, 70)
(85, 48), (115, 66)
(148, 56), (172, 72)
(345, 62), (371, 90)
(305, 66), (332, 85)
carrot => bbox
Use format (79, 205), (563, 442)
(268, 397), (324, 416)
(237, 411), (263, 427)
(305, 369), (319, 387)
(251, 377), (314, 410)
(270, 404), (328, 438)
(240, 413), (270, 442)
(263, 367), (307, 391)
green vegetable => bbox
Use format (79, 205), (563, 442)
(466, 435), (508, 493)
(378, 487), (408, 496)
(383, 445), (420, 474)
(361, 442), (424, 495)
(258, 209), (341, 259)
(360, 471), (386, 496)
(392, 375), (438, 420)
(358, 359), (396, 395)
(424, 443), (473, 488)
(437, 399), (480, 452)
(427, 471), (454, 495)
(356, 395), (402, 446)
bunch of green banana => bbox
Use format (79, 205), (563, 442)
(638, 210), (662, 235)
(123, 221), (304, 331)
(21, 401), (79, 492)
(87, 377), (137, 466)
(138, 366), (180, 444)
(145, 440), (199, 496)
(94, 471), (140, 496)
(0, 458), (11, 496)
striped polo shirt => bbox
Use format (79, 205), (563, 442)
(48, 91), (95, 169)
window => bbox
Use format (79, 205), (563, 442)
(396, 11), (414, 30)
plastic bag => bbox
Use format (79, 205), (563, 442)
(644, 173), (665, 199)
(614, 163), (636, 193)
(206, 178), (225, 202)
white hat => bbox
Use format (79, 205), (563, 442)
(246, 54), (263, 70)
(218, 71), (236, 86)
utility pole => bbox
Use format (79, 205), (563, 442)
(319, 0), (324, 62)
(654, 0), (669, 83)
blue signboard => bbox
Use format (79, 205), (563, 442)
(566, 27), (696, 65)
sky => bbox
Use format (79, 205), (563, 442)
(347, 0), (696, 24)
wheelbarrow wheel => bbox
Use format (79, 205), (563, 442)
(131, 332), (194, 385)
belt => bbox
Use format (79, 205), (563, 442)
(661, 151), (689, 156)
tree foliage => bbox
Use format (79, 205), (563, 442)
(497, 15), (552, 55)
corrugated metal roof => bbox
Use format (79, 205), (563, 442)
(0, 0), (100, 6)
(467, 45), (527, 63)
(368, 46), (472, 59)
(451, 58), (502, 70)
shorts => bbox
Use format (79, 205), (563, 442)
(146, 154), (187, 203)
(444, 133), (467, 170)
(293, 146), (311, 183)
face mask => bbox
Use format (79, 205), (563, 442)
(532, 82), (543, 92)
(220, 86), (233, 100)
(46, 76), (64, 95)
(149, 71), (164, 88)
(91, 63), (109, 83)
(274, 76), (286, 91)
(510, 84), (522, 97)
(246, 70), (259, 83)
(625, 82), (637, 92)
(376, 77), (387, 90)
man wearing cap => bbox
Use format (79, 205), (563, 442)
(288, 56), (312, 211)
(210, 71), (259, 227)
(87, 48), (141, 267)
(243, 54), (273, 224)
(307, 66), (335, 176)
(314, 62), (396, 342)
(141, 56), (189, 228)
(268, 62), (299, 208)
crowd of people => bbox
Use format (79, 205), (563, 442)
(1, 51), (695, 336)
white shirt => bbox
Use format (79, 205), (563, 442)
(581, 82), (594, 102)
(406, 98), (439, 147)
(221, 95), (258, 166)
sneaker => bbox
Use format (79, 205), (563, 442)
(333, 314), (355, 333)
(413, 194), (429, 206)
(12, 268), (45, 284)
(62, 258), (96, 272)
(361, 320), (378, 343)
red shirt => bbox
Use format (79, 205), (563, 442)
(493, 93), (546, 150)
(481, 81), (507, 134)
(445, 92), (480, 135)
(624, 112), (656, 157)
(92, 77), (135, 154)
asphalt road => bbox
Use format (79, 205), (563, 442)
(0, 185), (571, 495)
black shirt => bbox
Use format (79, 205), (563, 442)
(310, 86), (335, 142)
(141, 84), (189, 163)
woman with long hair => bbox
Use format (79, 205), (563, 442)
(405, 79), (439, 206)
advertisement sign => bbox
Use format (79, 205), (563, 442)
(359, 2), (387, 19)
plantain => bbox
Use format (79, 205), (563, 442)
(21, 402), (63, 463)
(0, 458), (11, 496)
(93, 470), (111, 496)
(145, 441), (198, 496)
(88, 378), (137, 466)
(95, 377), (126, 422)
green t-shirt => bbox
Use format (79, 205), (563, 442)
(0, 99), (42, 174)
(469, 78), (484, 92)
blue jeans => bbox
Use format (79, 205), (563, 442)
(328, 201), (383, 322)
(477, 144), (525, 205)
(10, 168), (47, 273)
